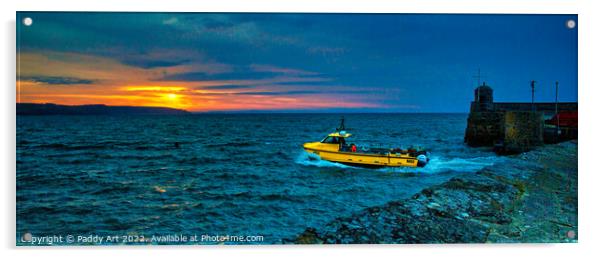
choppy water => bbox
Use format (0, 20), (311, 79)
(16, 113), (502, 244)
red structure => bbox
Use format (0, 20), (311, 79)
(545, 111), (578, 128)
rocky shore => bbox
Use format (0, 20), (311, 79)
(290, 141), (578, 244)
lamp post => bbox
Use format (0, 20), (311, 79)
(530, 80), (536, 112)
(556, 81), (560, 136)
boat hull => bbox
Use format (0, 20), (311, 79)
(303, 147), (422, 168)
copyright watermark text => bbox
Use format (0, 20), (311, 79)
(19, 233), (264, 245)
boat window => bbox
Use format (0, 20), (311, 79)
(321, 136), (339, 144)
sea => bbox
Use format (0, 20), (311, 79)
(16, 113), (505, 244)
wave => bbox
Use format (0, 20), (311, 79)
(36, 143), (111, 151)
(18, 205), (60, 215)
(296, 150), (502, 174)
(177, 156), (230, 165)
(381, 155), (503, 174)
(205, 142), (255, 148)
(294, 151), (356, 169)
(91, 184), (133, 195)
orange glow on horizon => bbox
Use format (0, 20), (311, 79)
(16, 51), (392, 112)
(17, 82), (387, 112)
(122, 86), (187, 92)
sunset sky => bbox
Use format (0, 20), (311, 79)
(16, 13), (577, 112)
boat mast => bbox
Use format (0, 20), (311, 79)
(337, 117), (345, 131)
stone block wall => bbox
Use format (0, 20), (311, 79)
(464, 111), (505, 147)
(501, 111), (544, 154)
(465, 111), (545, 154)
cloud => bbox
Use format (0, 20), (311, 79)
(162, 71), (273, 81)
(218, 89), (368, 96)
(20, 76), (95, 85)
(121, 59), (190, 69)
(306, 46), (348, 55)
(249, 64), (317, 75)
(234, 90), (319, 96)
(196, 85), (254, 90)
(161, 64), (318, 81)
(274, 80), (334, 86)
(15, 13), (578, 112)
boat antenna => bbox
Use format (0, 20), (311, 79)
(336, 116), (345, 131)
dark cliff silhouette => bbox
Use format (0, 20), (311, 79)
(17, 103), (189, 115)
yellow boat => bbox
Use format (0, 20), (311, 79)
(302, 118), (429, 168)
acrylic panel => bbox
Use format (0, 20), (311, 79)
(16, 12), (578, 245)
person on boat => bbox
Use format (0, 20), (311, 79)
(351, 144), (357, 152)
(330, 137), (339, 144)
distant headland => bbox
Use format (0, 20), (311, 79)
(16, 103), (189, 115)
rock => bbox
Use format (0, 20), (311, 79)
(291, 227), (323, 244)
(289, 142), (577, 244)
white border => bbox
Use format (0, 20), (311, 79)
(2, 0), (601, 257)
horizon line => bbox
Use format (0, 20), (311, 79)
(17, 102), (474, 114)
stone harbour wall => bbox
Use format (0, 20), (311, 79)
(289, 141), (578, 244)
(501, 111), (544, 154)
(464, 111), (504, 147)
(465, 111), (545, 154)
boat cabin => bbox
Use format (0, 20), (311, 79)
(320, 131), (356, 151)
(321, 131), (351, 143)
